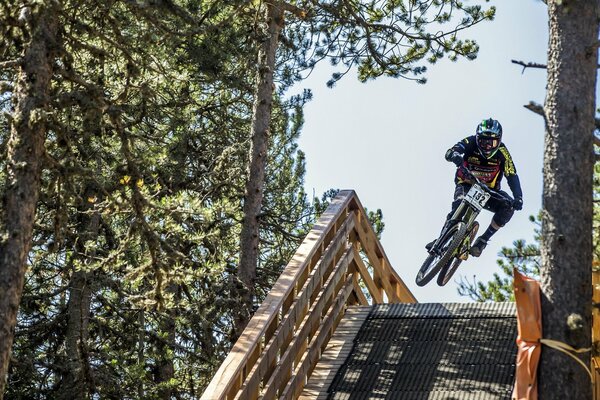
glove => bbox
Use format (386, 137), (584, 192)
(449, 151), (463, 167)
(513, 197), (523, 211)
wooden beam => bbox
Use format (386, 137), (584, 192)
(352, 274), (370, 306)
(280, 277), (355, 400)
(201, 191), (355, 400)
(349, 210), (416, 303)
(350, 247), (383, 304)
(260, 247), (354, 399)
(235, 215), (356, 399)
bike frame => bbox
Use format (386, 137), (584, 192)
(432, 179), (511, 255)
(431, 195), (480, 255)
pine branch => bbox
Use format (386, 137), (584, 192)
(523, 101), (600, 132)
(524, 101), (544, 117)
(525, 100), (600, 160)
(526, 100), (600, 132)
(513, 58), (600, 71)
(511, 59), (547, 72)
(0, 59), (20, 69)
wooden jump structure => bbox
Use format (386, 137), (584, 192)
(201, 190), (416, 400)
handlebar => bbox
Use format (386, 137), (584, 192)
(459, 166), (514, 205)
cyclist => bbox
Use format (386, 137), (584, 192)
(427, 118), (523, 257)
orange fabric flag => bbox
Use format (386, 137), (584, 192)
(512, 268), (542, 400)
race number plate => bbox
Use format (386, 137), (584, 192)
(465, 184), (491, 211)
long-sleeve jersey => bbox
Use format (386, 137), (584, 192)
(445, 135), (523, 199)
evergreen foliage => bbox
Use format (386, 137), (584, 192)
(287, 0), (495, 86)
(0, 0), (492, 398)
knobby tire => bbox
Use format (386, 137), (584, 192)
(437, 222), (479, 286)
(416, 222), (467, 287)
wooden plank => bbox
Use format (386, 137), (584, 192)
(234, 218), (356, 400)
(281, 278), (355, 400)
(201, 191), (356, 400)
(350, 212), (416, 303)
(261, 247), (354, 399)
(299, 306), (370, 400)
(351, 247), (383, 304)
(352, 273), (369, 306)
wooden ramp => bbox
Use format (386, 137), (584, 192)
(302, 303), (517, 400)
(199, 190), (600, 399)
(201, 191), (416, 400)
(200, 191), (520, 400)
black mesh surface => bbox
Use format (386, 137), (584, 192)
(327, 303), (517, 400)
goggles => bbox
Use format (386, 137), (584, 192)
(478, 137), (499, 151)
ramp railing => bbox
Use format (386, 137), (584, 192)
(201, 190), (416, 400)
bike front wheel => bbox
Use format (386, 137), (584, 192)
(437, 222), (479, 286)
(416, 222), (467, 287)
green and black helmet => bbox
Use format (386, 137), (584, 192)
(475, 118), (502, 158)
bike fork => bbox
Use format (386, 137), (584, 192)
(459, 222), (480, 260)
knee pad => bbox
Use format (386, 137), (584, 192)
(492, 207), (514, 227)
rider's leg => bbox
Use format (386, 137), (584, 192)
(471, 195), (515, 257)
(470, 221), (500, 257)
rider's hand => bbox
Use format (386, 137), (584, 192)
(513, 197), (523, 211)
(449, 152), (463, 167)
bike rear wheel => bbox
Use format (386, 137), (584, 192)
(416, 222), (467, 287)
(437, 221), (479, 286)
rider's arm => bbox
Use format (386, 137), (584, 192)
(506, 174), (523, 199)
(445, 148), (463, 166)
(444, 136), (474, 165)
(499, 145), (523, 200)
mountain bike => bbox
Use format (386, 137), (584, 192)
(415, 167), (514, 287)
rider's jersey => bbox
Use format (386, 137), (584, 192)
(447, 135), (523, 198)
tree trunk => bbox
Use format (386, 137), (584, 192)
(235, 2), (284, 336)
(137, 309), (146, 399)
(62, 270), (93, 400)
(0, 5), (57, 397)
(155, 285), (177, 400)
(60, 184), (100, 400)
(155, 312), (176, 400)
(539, 1), (599, 398)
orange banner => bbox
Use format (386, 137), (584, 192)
(512, 268), (542, 400)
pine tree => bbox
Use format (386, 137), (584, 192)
(539, 2), (598, 397)
(1, 1), (320, 397)
(0, 2), (60, 395)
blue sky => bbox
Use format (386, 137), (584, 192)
(295, 0), (549, 303)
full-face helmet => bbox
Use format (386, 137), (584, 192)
(476, 118), (502, 158)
